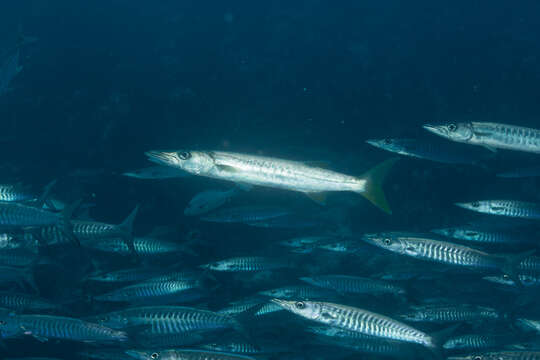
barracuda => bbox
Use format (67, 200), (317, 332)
(361, 232), (533, 285)
(424, 122), (540, 154)
(271, 299), (437, 348)
(0, 313), (127, 343)
(126, 349), (256, 360)
(455, 200), (540, 220)
(145, 150), (397, 213)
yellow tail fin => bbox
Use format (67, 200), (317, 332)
(359, 158), (398, 214)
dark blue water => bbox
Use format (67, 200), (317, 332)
(1, 1), (540, 359)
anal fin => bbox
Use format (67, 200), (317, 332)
(305, 192), (327, 206)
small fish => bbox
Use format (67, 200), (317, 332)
(72, 205), (139, 254)
(455, 200), (540, 220)
(122, 165), (190, 179)
(272, 299), (439, 349)
(399, 304), (500, 323)
(0, 183), (35, 202)
(300, 274), (406, 296)
(279, 236), (334, 254)
(497, 165), (540, 178)
(184, 187), (243, 216)
(258, 285), (338, 300)
(424, 121), (540, 154)
(447, 351), (540, 360)
(366, 137), (484, 165)
(94, 278), (203, 303)
(126, 349), (257, 360)
(200, 256), (290, 272)
(201, 342), (263, 355)
(0, 313), (127, 343)
(483, 273), (540, 288)
(431, 225), (535, 245)
(444, 334), (516, 351)
(361, 232), (532, 284)
(89, 305), (249, 335)
(199, 206), (291, 224)
(85, 236), (192, 257)
(217, 298), (282, 317)
(145, 150), (397, 213)
(0, 292), (62, 312)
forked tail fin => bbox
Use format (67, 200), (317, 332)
(358, 158), (399, 214)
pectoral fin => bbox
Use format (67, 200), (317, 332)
(305, 192), (327, 205)
(483, 145), (498, 153)
(216, 164), (239, 173)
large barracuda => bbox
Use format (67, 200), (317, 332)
(271, 299), (440, 350)
(145, 150), (397, 213)
(423, 122), (540, 154)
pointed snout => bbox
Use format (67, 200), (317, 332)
(144, 150), (177, 166)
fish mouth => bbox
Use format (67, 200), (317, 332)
(361, 233), (380, 245)
(365, 139), (382, 148)
(454, 202), (472, 210)
(422, 123), (447, 137)
(145, 150), (178, 166)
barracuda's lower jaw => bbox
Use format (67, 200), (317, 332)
(422, 124), (445, 136)
(145, 151), (175, 166)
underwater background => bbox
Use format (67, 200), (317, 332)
(1, 1), (540, 359)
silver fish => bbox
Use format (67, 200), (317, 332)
(258, 285), (338, 300)
(0, 292), (62, 312)
(199, 206), (290, 224)
(399, 304), (500, 323)
(0, 313), (127, 343)
(447, 351), (540, 360)
(200, 256), (289, 272)
(424, 122), (540, 154)
(126, 349), (256, 360)
(184, 187), (241, 216)
(300, 274), (406, 296)
(483, 273), (540, 288)
(89, 305), (245, 335)
(94, 278), (203, 303)
(271, 299), (437, 348)
(361, 232), (529, 275)
(431, 225), (534, 245)
(122, 165), (190, 179)
(0, 183), (35, 202)
(146, 150), (397, 213)
(366, 138), (483, 165)
(444, 334), (515, 351)
(455, 200), (540, 220)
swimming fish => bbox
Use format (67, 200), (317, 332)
(423, 122), (540, 154)
(145, 150), (397, 213)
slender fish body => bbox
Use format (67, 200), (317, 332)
(399, 304), (500, 323)
(447, 351), (540, 360)
(424, 122), (540, 154)
(146, 150), (397, 213)
(0, 313), (127, 342)
(89, 306), (243, 335)
(126, 349), (257, 360)
(455, 200), (540, 220)
(300, 274), (406, 296)
(200, 256), (289, 272)
(271, 299), (436, 348)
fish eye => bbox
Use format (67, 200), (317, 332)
(448, 123), (457, 132)
(151, 353), (159, 360)
(178, 151), (191, 160)
(383, 138), (392, 145)
(295, 301), (305, 309)
(473, 356), (482, 360)
(503, 274), (510, 280)
(471, 202), (480, 208)
(384, 238), (392, 245)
